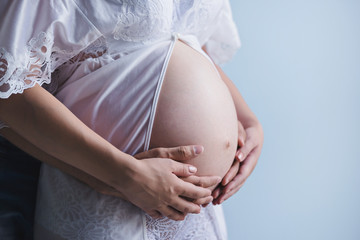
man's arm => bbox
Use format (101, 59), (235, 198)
(0, 84), (212, 220)
(0, 127), (126, 199)
(1, 127), (220, 208)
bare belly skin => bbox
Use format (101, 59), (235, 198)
(150, 40), (238, 181)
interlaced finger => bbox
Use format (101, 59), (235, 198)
(193, 195), (213, 206)
(212, 186), (222, 200)
(147, 210), (162, 219)
(214, 149), (259, 204)
(237, 120), (246, 147)
(157, 205), (187, 221)
(177, 181), (212, 200)
(237, 133), (257, 162)
(167, 195), (201, 215)
(221, 160), (240, 186)
(182, 175), (221, 188)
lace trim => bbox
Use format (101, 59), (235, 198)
(36, 166), (144, 239)
(112, 1), (172, 43)
(36, 165), (224, 239)
(173, 0), (212, 35)
(0, 32), (54, 99)
(145, 205), (222, 240)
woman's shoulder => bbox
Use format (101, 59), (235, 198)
(0, 0), (102, 99)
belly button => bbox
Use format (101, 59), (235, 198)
(225, 140), (231, 149)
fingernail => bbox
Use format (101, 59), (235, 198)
(189, 166), (197, 173)
(237, 152), (244, 161)
(193, 145), (204, 155)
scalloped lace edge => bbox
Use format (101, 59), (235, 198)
(0, 32), (54, 99)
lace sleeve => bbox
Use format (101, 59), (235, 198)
(0, 0), (102, 129)
(0, 32), (53, 99)
(203, 0), (241, 65)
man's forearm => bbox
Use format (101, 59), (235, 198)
(0, 84), (136, 188)
(0, 127), (127, 199)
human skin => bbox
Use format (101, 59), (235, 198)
(0, 70), (261, 220)
(210, 63), (264, 204)
(126, 42), (263, 214)
(149, 40), (239, 183)
(145, 40), (263, 207)
(0, 85), (216, 221)
(0, 42), (263, 221)
(144, 43), (263, 207)
(0, 128), (220, 208)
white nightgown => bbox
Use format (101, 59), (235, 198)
(0, 0), (240, 239)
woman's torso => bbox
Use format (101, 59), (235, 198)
(35, 0), (239, 239)
(53, 0), (238, 178)
(150, 39), (238, 179)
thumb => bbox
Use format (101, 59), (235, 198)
(171, 161), (198, 177)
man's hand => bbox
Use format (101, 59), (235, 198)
(134, 145), (221, 219)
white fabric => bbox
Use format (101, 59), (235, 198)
(0, 0), (102, 99)
(0, 0), (240, 101)
(0, 0), (241, 239)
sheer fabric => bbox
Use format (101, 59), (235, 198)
(0, 0), (239, 102)
(0, 0), (240, 239)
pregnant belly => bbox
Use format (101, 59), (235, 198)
(55, 38), (238, 182)
(150, 40), (238, 179)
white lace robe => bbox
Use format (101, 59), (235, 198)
(0, 0), (240, 239)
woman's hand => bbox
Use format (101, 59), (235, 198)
(212, 121), (263, 204)
(133, 146), (221, 219)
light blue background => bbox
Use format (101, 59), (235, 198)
(223, 0), (360, 239)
